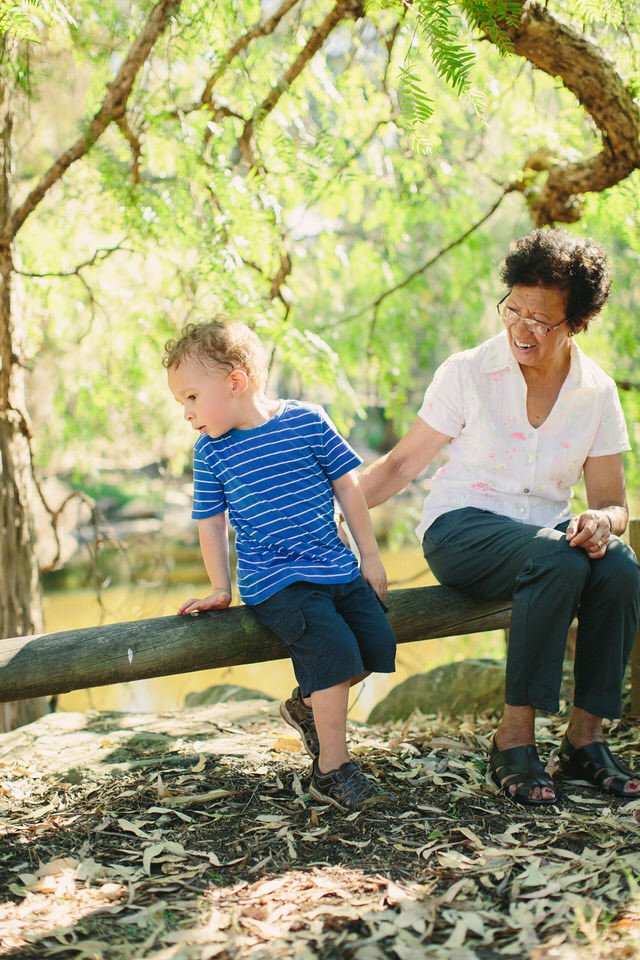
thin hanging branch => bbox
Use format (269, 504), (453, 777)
(16, 241), (131, 342)
(170, 1), (365, 309)
(116, 116), (143, 184)
(166, 0), (304, 128)
(338, 183), (518, 350)
(15, 241), (131, 280)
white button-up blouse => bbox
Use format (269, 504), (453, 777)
(416, 330), (630, 541)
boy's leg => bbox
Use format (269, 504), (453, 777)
(309, 677), (393, 811)
(279, 687), (319, 758)
(251, 582), (372, 759)
(281, 671), (370, 760)
(310, 679), (350, 772)
(251, 581), (393, 808)
(333, 578), (396, 676)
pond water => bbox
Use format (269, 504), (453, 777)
(44, 545), (506, 723)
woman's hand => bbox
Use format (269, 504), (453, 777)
(566, 509), (612, 559)
(177, 590), (232, 614)
(336, 517), (351, 548)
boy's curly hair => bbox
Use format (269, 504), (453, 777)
(500, 227), (611, 333)
(163, 317), (268, 388)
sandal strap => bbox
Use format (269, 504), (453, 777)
(559, 735), (637, 796)
(490, 740), (554, 800)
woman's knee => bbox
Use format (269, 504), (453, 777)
(596, 540), (640, 598)
(513, 545), (588, 614)
(537, 540), (591, 587)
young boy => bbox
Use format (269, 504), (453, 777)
(164, 318), (396, 811)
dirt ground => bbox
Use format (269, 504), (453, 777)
(1, 699), (640, 960)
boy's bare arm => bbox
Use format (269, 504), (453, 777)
(177, 513), (232, 614)
(332, 471), (387, 601)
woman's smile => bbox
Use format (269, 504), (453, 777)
(513, 337), (536, 351)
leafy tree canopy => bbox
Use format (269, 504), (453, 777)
(5, 0), (640, 497)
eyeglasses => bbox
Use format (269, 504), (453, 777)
(497, 294), (567, 338)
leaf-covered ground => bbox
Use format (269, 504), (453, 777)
(1, 699), (640, 960)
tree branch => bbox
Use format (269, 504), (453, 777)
(615, 379), (640, 393)
(502, 2), (640, 225)
(341, 183), (517, 346)
(2, 0), (181, 243)
(15, 241), (131, 279)
(116, 115), (143, 184)
(237, 0), (365, 166)
(198, 0), (303, 110)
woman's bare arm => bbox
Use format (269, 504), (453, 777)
(566, 453), (628, 558)
(358, 416), (451, 508)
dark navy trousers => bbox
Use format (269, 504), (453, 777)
(422, 507), (640, 718)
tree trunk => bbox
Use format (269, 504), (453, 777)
(0, 43), (48, 730)
(0, 2), (181, 732)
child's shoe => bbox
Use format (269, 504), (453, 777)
(309, 758), (393, 811)
(280, 687), (319, 758)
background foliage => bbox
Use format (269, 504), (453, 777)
(9, 0), (640, 523)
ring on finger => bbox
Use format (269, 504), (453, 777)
(596, 538), (604, 549)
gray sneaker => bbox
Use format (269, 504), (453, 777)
(309, 759), (394, 812)
(280, 687), (319, 758)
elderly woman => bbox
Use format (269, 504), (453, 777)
(359, 227), (640, 806)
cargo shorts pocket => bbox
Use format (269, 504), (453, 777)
(261, 608), (306, 648)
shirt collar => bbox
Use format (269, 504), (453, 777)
(479, 330), (517, 373)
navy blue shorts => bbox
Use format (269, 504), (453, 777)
(249, 575), (396, 697)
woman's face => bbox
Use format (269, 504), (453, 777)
(501, 285), (574, 372)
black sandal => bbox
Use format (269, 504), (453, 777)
(489, 738), (557, 807)
(558, 735), (640, 797)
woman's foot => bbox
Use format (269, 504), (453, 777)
(558, 734), (640, 796)
(493, 705), (556, 803)
(564, 708), (640, 796)
(489, 737), (557, 806)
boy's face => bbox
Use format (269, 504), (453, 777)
(168, 355), (239, 439)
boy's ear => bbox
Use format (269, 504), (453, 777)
(228, 368), (249, 395)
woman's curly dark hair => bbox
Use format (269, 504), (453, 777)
(500, 227), (611, 333)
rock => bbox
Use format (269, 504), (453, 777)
(184, 684), (275, 708)
(161, 504), (199, 543)
(113, 498), (161, 520)
(0, 701), (282, 777)
(368, 658), (577, 722)
(368, 659), (507, 722)
(77, 517), (162, 542)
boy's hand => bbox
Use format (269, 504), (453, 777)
(177, 590), (232, 615)
(360, 553), (387, 601)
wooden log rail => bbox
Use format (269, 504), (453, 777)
(0, 586), (512, 705)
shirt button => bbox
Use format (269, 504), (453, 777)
(524, 488), (530, 494)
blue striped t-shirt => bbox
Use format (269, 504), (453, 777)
(191, 399), (362, 604)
